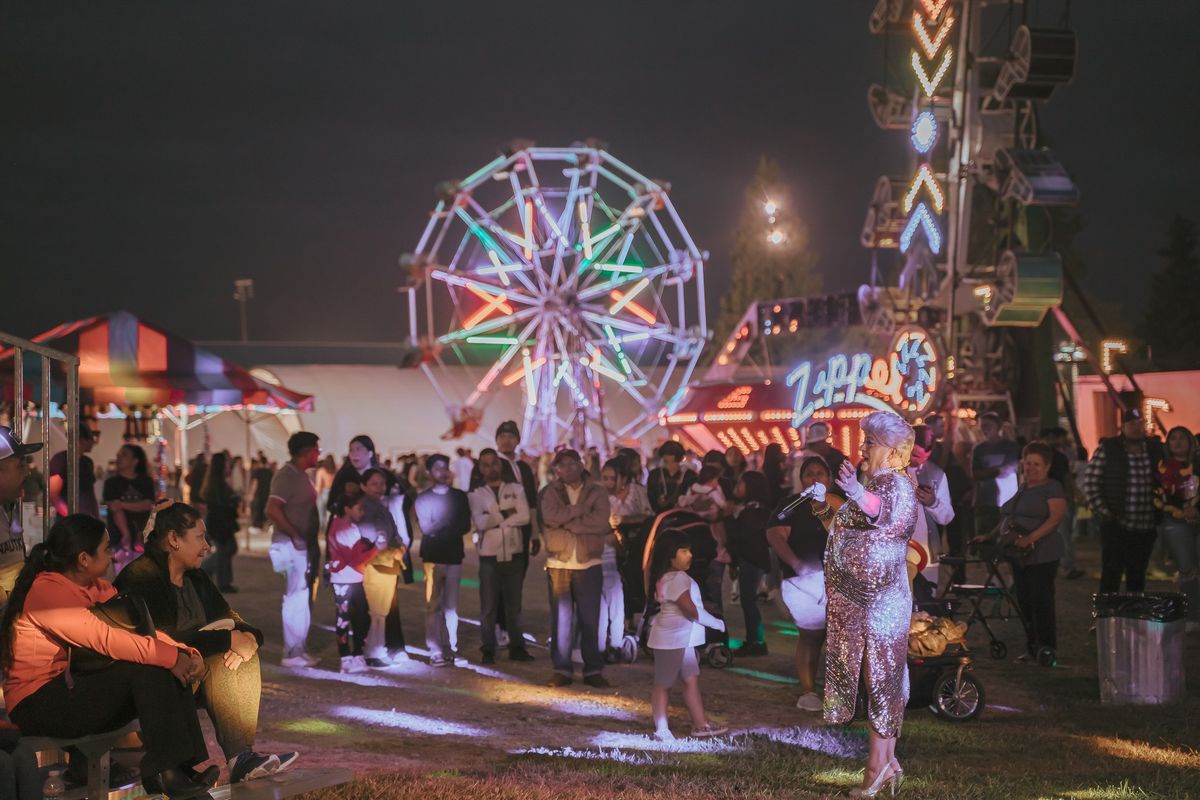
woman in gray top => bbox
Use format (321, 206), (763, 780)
(1000, 441), (1068, 663)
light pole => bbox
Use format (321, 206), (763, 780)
(233, 279), (254, 342)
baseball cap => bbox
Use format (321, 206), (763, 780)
(551, 448), (582, 466)
(1121, 408), (1143, 424)
(496, 420), (520, 440)
(0, 426), (43, 462)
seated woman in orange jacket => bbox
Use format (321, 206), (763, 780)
(0, 515), (217, 800)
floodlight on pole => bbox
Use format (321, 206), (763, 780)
(233, 279), (254, 342)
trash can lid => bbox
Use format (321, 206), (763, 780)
(1092, 592), (1189, 623)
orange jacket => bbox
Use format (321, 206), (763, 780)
(4, 571), (191, 712)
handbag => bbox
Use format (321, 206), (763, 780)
(69, 593), (157, 674)
(996, 488), (1034, 559)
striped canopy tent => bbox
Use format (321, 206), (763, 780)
(2, 310), (314, 412)
(2, 311), (314, 467)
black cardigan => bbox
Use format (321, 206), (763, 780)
(114, 549), (264, 658)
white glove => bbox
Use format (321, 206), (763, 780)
(808, 482), (827, 504)
(836, 460), (864, 501)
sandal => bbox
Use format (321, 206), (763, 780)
(690, 724), (728, 738)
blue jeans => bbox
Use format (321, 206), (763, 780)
(547, 565), (604, 676)
(1161, 518), (1200, 622)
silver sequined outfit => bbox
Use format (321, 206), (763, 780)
(823, 469), (918, 738)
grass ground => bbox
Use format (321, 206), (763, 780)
(226, 528), (1199, 800)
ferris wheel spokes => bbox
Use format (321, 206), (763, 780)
(409, 144), (708, 451)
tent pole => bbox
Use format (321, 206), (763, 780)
(179, 405), (189, 503)
(244, 410), (253, 553)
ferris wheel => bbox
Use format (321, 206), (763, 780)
(402, 143), (708, 452)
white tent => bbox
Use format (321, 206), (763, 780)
(251, 364), (672, 461)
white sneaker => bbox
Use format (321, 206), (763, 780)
(653, 728), (675, 742)
(302, 652), (320, 667)
(389, 649), (411, 662)
(496, 626), (511, 648)
(795, 692), (823, 712)
(281, 655), (311, 669)
(340, 656), (366, 674)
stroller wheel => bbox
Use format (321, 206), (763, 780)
(1036, 646), (1057, 668)
(705, 644), (733, 669)
(620, 635), (639, 664)
(932, 670), (985, 722)
(989, 641), (1008, 660)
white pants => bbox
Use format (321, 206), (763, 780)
(271, 542), (311, 659)
(597, 548), (625, 651)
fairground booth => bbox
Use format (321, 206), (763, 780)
(660, 324), (943, 462)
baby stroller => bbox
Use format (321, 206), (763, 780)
(638, 509), (733, 669)
(907, 586), (986, 721)
(613, 518), (653, 663)
(907, 642), (985, 721)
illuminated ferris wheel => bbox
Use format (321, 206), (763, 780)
(402, 143), (708, 452)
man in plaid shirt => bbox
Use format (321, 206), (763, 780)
(1084, 408), (1164, 593)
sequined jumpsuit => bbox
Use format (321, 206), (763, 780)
(822, 469), (918, 738)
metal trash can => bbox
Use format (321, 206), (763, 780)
(1093, 592), (1188, 705)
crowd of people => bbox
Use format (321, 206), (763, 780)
(0, 400), (1195, 798)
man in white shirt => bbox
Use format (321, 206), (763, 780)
(539, 449), (611, 688)
(452, 448), (475, 490)
(469, 449), (534, 664)
(266, 432), (322, 667)
(910, 425), (955, 585)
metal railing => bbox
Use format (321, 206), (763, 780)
(1, 331), (80, 522)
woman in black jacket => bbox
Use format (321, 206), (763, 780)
(115, 501), (299, 785)
(725, 471), (773, 656)
(201, 452), (241, 592)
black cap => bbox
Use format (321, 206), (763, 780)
(0, 426), (43, 461)
(496, 420), (520, 440)
(552, 448), (582, 466)
(1121, 407), (1143, 424)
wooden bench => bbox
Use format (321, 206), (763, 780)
(209, 768), (355, 799)
(22, 721), (140, 800)
(23, 723), (353, 799)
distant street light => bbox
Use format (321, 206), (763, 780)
(764, 200), (778, 216)
(767, 229), (784, 245)
(233, 278), (254, 341)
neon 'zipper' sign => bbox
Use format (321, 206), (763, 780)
(786, 328), (940, 427)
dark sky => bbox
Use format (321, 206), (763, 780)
(4, 1), (1197, 344)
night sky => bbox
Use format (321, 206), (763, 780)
(3, 2), (1197, 344)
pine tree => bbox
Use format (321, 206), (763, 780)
(1143, 216), (1200, 370)
(711, 158), (820, 352)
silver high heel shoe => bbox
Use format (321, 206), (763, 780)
(889, 759), (903, 791)
(848, 763), (899, 798)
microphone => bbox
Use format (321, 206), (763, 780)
(774, 484), (821, 522)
